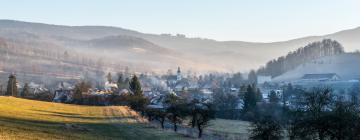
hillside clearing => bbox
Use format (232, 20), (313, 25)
(0, 97), (192, 140)
(273, 53), (360, 82)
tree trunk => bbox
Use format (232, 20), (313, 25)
(174, 122), (177, 132)
(198, 125), (203, 138)
(160, 118), (165, 129)
(319, 131), (325, 140)
(172, 115), (178, 132)
(191, 115), (196, 128)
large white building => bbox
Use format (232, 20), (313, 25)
(301, 73), (340, 82)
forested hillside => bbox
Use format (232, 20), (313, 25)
(257, 39), (344, 77)
(0, 37), (110, 87)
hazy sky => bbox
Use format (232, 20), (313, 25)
(1, 0), (360, 42)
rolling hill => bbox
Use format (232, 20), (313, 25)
(0, 19), (360, 73)
(0, 96), (192, 140)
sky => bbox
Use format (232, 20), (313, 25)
(0, 0), (360, 42)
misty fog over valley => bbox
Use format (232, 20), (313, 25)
(1, 1), (360, 140)
(1, 19), (360, 140)
(1, 20), (360, 87)
(1, 20), (360, 75)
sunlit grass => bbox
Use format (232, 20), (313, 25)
(0, 97), (192, 140)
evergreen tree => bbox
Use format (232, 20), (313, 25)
(72, 81), (91, 104)
(73, 85), (83, 104)
(248, 70), (257, 84)
(116, 73), (129, 89)
(0, 85), (3, 95)
(256, 88), (263, 102)
(129, 75), (142, 96)
(6, 74), (18, 97)
(21, 83), (30, 98)
(227, 72), (245, 87)
(281, 83), (292, 108)
(243, 85), (257, 112)
(116, 73), (124, 89)
(127, 75), (148, 112)
(107, 72), (112, 83)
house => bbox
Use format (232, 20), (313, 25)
(301, 73), (340, 82)
(53, 82), (74, 103)
(53, 89), (73, 103)
(187, 81), (199, 90)
(174, 79), (190, 92)
(200, 88), (213, 94)
(230, 87), (239, 93)
(57, 82), (73, 90)
(149, 94), (166, 106)
(166, 75), (178, 86)
(104, 81), (118, 91)
(24, 82), (49, 95)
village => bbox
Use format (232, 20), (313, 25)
(1, 65), (359, 112)
(1, 1), (360, 139)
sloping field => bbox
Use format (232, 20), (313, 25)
(0, 97), (192, 140)
(273, 53), (360, 82)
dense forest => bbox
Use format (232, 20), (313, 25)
(257, 39), (344, 78)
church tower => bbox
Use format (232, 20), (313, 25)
(177, 67), (182, 81)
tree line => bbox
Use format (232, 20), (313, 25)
(249, 87), (360, 140)
(144, 93), (215, 138)
(2, 73), (149, 108)
(108, 74), (215, 138)
(212, 84), (262, 120)
(257, 39), (344, 78)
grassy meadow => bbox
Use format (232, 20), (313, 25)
(0, 97), (192, 140)
(208, 119), (251, 134)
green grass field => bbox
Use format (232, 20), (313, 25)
(0, 97), (193, 140)
(208, 119), (251, 134)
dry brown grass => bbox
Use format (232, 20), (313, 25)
(0, 97), (192, 140)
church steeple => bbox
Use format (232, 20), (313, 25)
(177, 67), (182, 81)
(177, 67), (181, 74)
